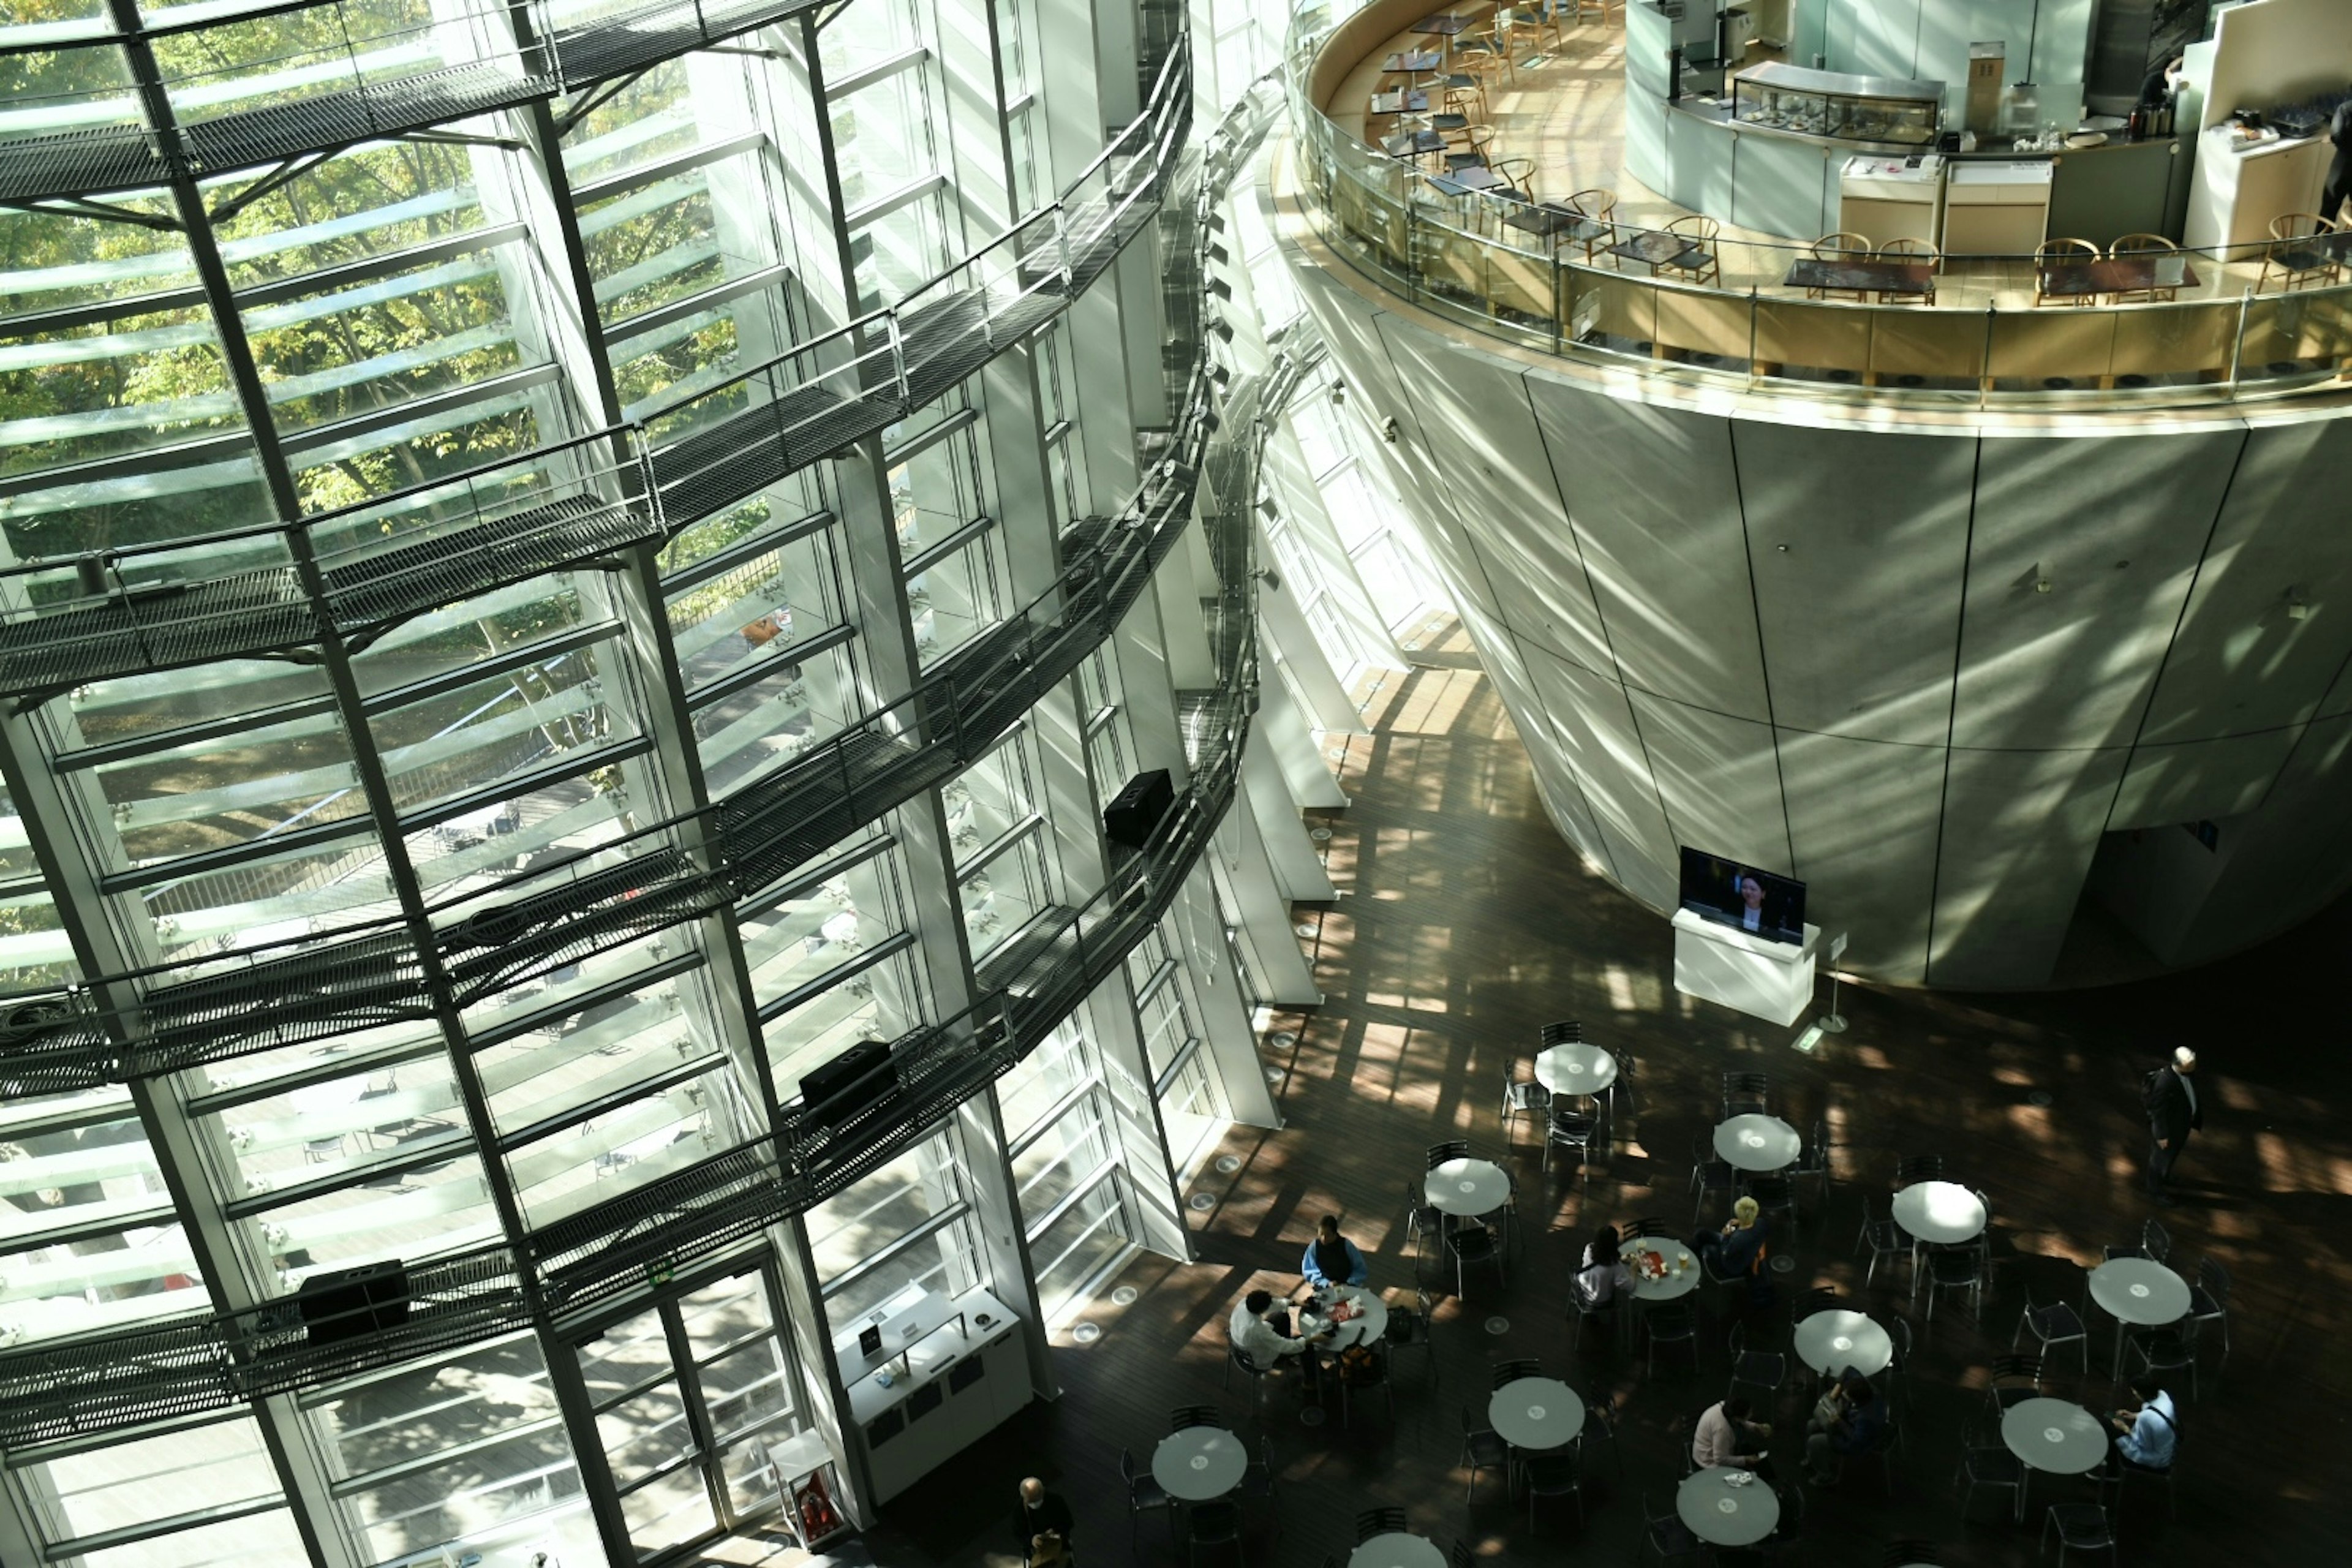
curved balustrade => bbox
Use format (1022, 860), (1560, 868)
(0, 69), (1292, 1450)
(0, 0), (831, 202)
(1282, 0), (2352, 407)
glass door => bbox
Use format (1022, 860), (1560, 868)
(573, 1263), (805, 1561)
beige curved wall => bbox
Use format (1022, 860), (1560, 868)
(1275, 159), (2352, 987)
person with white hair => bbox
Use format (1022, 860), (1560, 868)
(2141, 1046), (2204, 1207)
(1012, 1476), (1074, 1566)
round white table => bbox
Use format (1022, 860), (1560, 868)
(1713, 1114), (1800, 1172)
(1626, 1238), (1700, 1302)
(1535, 1042), (1617, 1096)
(2089, 1257), (2191, 1377)
(1889, 1180), (1986, 1245)
(1487, 1376), (1585, 1452)
(2001, 1396), (2108, 1476)
(1424, 1157), (1510, 1218)
(1347, 1533), (1446, 1568)
(1792, 1309), (1893, 1378)
(1152, 1427), (1246, 1502)
(1297, 1284), (1388, 1352)
(1676, 1466), (1780, 1547)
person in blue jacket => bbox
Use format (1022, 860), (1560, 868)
(1299, 1213), (1370, 1288)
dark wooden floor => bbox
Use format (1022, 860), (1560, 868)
(856, 623), (2352, 1568)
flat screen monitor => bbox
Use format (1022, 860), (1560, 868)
(1678, 848), (1805, 946)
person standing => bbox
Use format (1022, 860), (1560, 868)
(2323, 99), (2352, 228)
(2143, 1047), (2203, 1206)
(1014, 1477), (1076, 1566)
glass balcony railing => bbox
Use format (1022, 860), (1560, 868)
(1283, 0), (2352, 407)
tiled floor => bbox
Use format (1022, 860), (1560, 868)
(813, 615), (2350, 1568)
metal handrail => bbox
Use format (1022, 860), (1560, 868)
(0, 66), (1291, 1449)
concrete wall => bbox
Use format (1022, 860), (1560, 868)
(1285, 230), (2352, 988)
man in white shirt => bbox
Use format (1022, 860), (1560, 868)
(1228, 1289), (1329, 1371)
(1692, 1396), (1773, 1475)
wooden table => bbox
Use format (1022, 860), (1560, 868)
(2036, 254), (2200, 299)
(1607, 230), (1707, 274)
(1782, 257), (1935, 297)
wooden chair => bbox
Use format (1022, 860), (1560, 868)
(1875, 236), (1938, 303)
(2259, 212), (2340, 293)
(1806, 231), (1874, 301)
(1441, 61), (1491, 123)
(1494, 156), (1539, 203)
(1458, 20), (1516, 86)
(2034, 238), (2100, 307)
(1511, 5), (1564, 55)
(1565, 187), (1616, 262)
(1571, 0), (1612, 20)
(2107, 232), (2182, 303)
(1667, 214), (1722, 285)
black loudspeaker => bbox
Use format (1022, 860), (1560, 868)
(296, 1261), (410, 1344)
(799, 1039), (895, 1126)
(1103, 769), (1175, 850)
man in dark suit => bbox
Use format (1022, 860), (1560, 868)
(2143, 1047), (2203, 1206)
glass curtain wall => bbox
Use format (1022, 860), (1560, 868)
(0, 0), (1273, 1562)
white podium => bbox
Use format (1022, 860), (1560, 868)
(1672, 910), (1819, 1028)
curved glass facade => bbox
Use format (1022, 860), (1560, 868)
(0, 4), (1326, 1564)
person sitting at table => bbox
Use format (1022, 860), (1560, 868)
(1693, 1395), (1774, 1477)
(1229, 1287), (1332, 1377)
(1801, 1373), (1883, 1485)
(1580, 1223), (1621, 1270)
(1298, 1213), (1369, 1289)
(2108, 1373), (2177, 1473)
(1695, 1196), (1772, 1302)
(1573, 1231), (1631, 1309)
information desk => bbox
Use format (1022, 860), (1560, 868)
(1671, 910), (1819, 1028)
(839, 1286), (1030, 1502)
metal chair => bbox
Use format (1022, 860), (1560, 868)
(1953, 1421), (2027, 1523)
(2101, 1427), (2179, 1520)
(1121, 1446), (1178, 1545)
(1170, 1404), (1224, 1431)
(1874, 236), (1938, 303)
(1446, 1220), (1506, 1298)
(1491, 1356), (1542, 1389)
(1540, 1019), (1585, 1046)
(1721, 1069), (1770, 1120)
(1744, 1174), (1798, 1233)
(2015, 1275), (2090, 1373)
(1404, 1178), (1445, 1265)
(1568, 1278), (1618, 1352)
(1460, 1403), (1512, 1506)
(1982, 1352), (2042, 1415)
(2034, 237), (2101, 306)
(1501, 1068), (1548, 1144)
(1427, 1139), (1470, 1170)
(2040, 1501), (2118, 1565)
(1355, 1506), (1406, 1544)
(1631, 1215), (1676, 1238)
(1578, 1387), (1625, 1477)
(1238, 1436), (1277, 1510)
(1223, 1343), (1270, 1417)
(2188, 1255), (2231, 1361)
(1645, 1301), (1700, 1376)
(1880, 1544), (1941, 1567)
(1855, 1197), (1908, 1290)
(1920, 1245), (1984, 1326)
(1885, 1315), (1913, 1396)
(1788, 1286), (1839, 1335)
(1522, 1447), (1583, 1532)
(1544, 1105), (1599, 1181)
(2105, 232), (2182, 302)
(1186, 1498), (1246, 1566)
(2260, 212), (2340, 293)
(1691, 1137), (1739, 1226)
(2141, 1217), (2172, 1265)
(1893, 1154), (1941, 1187)
(1727, 1321), (1787, 1409)
(1384, 1286), (1439, 1386)
(2125, 1325), (2199, 1401)
(1641, 1489), (1704, 1564)
(1793, 1116), (1832, 1204)
(1607, 1047), (1640, 1125)
(1806, 230), (1875, 300)
(1336, 1340), (1396, 1431)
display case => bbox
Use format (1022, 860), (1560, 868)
(1731, 62), (1943, 147)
